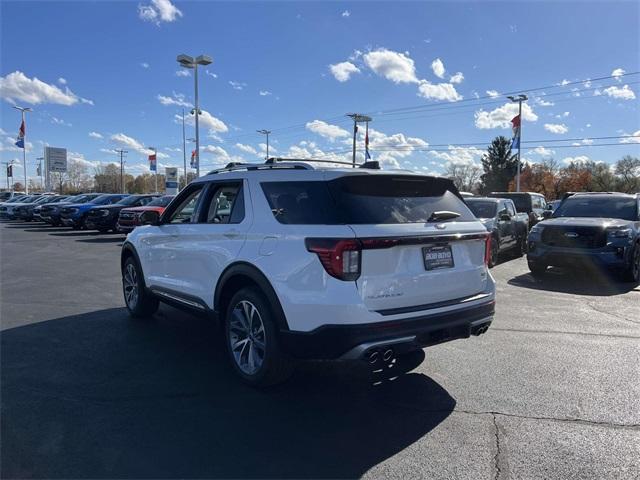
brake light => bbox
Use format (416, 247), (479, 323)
(484, 234), (491, 266)
(305, 238), (361, 281)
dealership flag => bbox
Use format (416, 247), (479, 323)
(15, 120), (25, 149)
(365, 122), (371, 160)
(510, 114), (521, 150)
(148, 153), (157, 172)
(190, 149), (197, 168)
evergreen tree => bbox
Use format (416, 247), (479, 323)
(480, 136), (520, 193)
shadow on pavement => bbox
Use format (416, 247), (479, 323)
(49, 231), (98, 237)
(76, 237), (125, 244)
(1, 307), (454, 479)
(508, 265), (636, 296)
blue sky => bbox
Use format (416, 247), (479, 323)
(1, 0), (639, 186)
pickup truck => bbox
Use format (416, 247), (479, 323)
(466, 197), (530, 267)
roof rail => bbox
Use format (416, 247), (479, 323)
(206, 161), (313, 175)
(267, 157), (356, 167)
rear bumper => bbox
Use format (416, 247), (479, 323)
(527, 242), (632, 270)
(279, 300), (494, 360)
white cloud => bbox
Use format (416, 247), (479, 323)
(474, 102), (538, 129)
(544, 123), (569, 134)
(157, 92), (192, 108)
(534, 97), (554, 107)
(0, 71), (89, 106)
(306, 120), (350, 141)
(138, 0), (182, 25)
(486, 90), (500, 98)
(602, 84), (636, 100)
(235, 143), (259, 155)
(363, 48), (418, 84)
(560, 79), (570, 86)
(449, 72), (464, 84)
(89, 131), (103, 139)
(341, 10), (350, 17)
(110, 133), (168, 159)
(620, 130), (640, 144)
(140, 62), (150, 69)
(259, 90), (272, 96)
(612, 68), (625, 80)
(580, 138), (594, 145)
(554, 111), (570, 119)
(51, 116), (71, 127)
(57, 77), (67, 85)
(205, 69), (217, 79)
(532, 146), (555, 156)
(229, 80), (246, 90)
(176, 109), (228, 134)
(418, 81), (462, 102)
(429, 146), (484, 167)
(329, 61), (360, 82)
(431, 58), (446, 79)
(176, 69), (190, 77)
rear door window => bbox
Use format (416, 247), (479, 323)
(204, 183), (244, 224)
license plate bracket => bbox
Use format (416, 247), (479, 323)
(423, 244), (454, 270)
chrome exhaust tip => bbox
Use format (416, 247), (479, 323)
(382, 348), (394, 362)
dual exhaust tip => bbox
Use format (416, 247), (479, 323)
(473, 325), (489, 336)
(366, 348), (394, 364)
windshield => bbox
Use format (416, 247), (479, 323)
(147, 195), (174, 207)
(466, 200), (498, 218)
(553, 196), (638, 221)
(116, 195), (145, 206)
(73, 194), (99, 204)
(91, 195), (121, 205)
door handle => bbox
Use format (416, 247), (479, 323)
(224, 230), (240, 239)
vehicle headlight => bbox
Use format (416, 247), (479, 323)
(607, 227), (633, 240)
(529, 224), (544, 237)
(69, 208), (79, 214)
(99, 209), (111, 217)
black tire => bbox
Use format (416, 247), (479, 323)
(528, 259), (547, 277)
(122, 256), (159, 318)
(224, 287), (294, 387)
(622, 243), (640, 283)
(488, 237), (499, 268)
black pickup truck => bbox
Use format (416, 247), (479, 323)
(466, 197), (530, 267)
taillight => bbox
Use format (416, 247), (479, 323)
(305, 238), (361, 281)
(484, 234), (491, 266)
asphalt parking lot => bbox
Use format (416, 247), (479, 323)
(1, 220), (639, 479)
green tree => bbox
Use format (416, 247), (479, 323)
(480, 136), (520, 193)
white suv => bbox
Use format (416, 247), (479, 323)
(121, 160), (495, 386)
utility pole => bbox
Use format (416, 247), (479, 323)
(182, 108), (187, 189)
(150, 147), (158, 193)
(347, 113), (372, 167)
(507, 94), (528, 192)
(257, 129), (271, 160)
(115, 149), (128, 193)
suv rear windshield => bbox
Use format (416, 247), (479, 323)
(261, 175), (473, 225)
(553, 196), (638, 221)
(489, 193), (530, 212)
(466, 200), (497, 218)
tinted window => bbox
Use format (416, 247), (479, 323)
(262, 176), (473, 225)
(74, 194), (100, 204)
(466, 200), (497, 218)
(117, 195), (150, 206)
(147, 195), (174, 207)
(168, 187), (203, 224)
(553, 196), (638, 221)
(205, 184), (243, 224)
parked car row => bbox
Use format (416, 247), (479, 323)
(0, 192), (175, 233)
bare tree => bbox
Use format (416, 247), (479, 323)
(445, 163), (482, 192)
(614, 155), (640, 193)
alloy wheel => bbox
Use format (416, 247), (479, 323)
(123, 263), (139, 309)
(633, 246), (640, 281)
(229, 300), (266, 375)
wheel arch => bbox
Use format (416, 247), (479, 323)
(214, 262), (289, 331)
(121, 242), (142, 273)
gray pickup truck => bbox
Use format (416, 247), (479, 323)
(466, 197), (530, 267)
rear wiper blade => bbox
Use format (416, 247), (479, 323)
(427, 211), (461, 222)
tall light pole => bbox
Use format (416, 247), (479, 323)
(115, 149), (128, 193)
(257, 129), (271, 160)
(13, 106), (32, 194)
(182, 108), (187, 189)
(507, 94), (528, 192)
(177, 53), (212, 179)
(149, 147), (158, 193)
(347, 113), (372, 167)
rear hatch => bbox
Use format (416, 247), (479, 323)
(327, 174), (489, 312)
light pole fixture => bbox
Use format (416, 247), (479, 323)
(507, 94), (528, 192)
(177, 53), (212, 179)
(346, 113), (372, 167)
(257, 129), (271, 160)
(13, 106), (32, 193)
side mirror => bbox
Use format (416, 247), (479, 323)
(542, 210), (552, 219)
(139, 210), (160, 226)
(499, 213), (511, 221)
